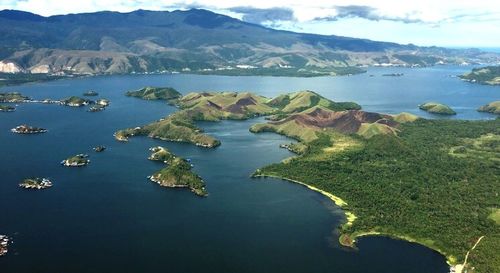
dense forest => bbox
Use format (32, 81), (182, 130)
(254, 118), (499, 273)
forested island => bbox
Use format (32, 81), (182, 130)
(148, 146), (206, 196)
(460, 66), (500, 85)
(119, 87), (499, 273)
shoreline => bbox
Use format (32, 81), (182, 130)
(252, 172), (459, 268)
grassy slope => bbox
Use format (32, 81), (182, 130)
(419, 102), (456, 115)
(254, 119), (499, 273)
(478, 101), (500, 115)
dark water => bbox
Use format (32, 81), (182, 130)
(0, 66), (497, 273)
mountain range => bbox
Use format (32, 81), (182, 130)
(0, 9), (498, 75)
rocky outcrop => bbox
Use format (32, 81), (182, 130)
(0, 61), (23, 73)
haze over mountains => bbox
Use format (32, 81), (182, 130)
(0, 8), (498, 75)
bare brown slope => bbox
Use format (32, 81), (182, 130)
(272, 108), (398, 134)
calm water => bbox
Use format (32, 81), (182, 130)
(0, 66), (498, 273)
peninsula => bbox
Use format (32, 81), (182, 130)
(148, 146), (207, 196)
(251, 116), (499, 273)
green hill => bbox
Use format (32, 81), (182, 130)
(419, 102), (456, 115)
(125, 86), (181, 101)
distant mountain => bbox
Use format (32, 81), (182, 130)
(0, 9), (498, 75)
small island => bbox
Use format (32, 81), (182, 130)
(93, 145), (106, 152)
(60, 96), (90, 107)
(125, 86), (182, 102)
(88, 105), (106, 112)
(382, 73), (404, 77)
(61, 154), (90, 167)
(83, 90), (99, 96)
(419, 102), (456, 115)
(95, 99), (110, 106)
(0, 92), (31, 102)
(0, 235), (8, 256)
(477, 101), (500, 115)
(0, 104), (15, 112)
(148, 146), (207, 196)
(459, 65), (500, 85)
(11, 124), (47, 134)
(19, 178), (53, 189)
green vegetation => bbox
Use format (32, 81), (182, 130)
(478, 101), (500, 115)
(460, 66), (500, 85)
(148, 146), (206, 196)
(419, 102), (456, 115)
(0, 92), (30, 102)
(0, 73), (65, 87)
(449, 133), (500, 162)
(253, 118), (500, 273)
(488, 209), (500, 225)
(125, 86), (182, 102)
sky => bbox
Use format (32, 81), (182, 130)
(0, 0), (499, 48)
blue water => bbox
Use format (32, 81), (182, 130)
(0, 66), (497, 273)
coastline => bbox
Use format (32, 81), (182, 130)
(252, 172), (459, 268)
